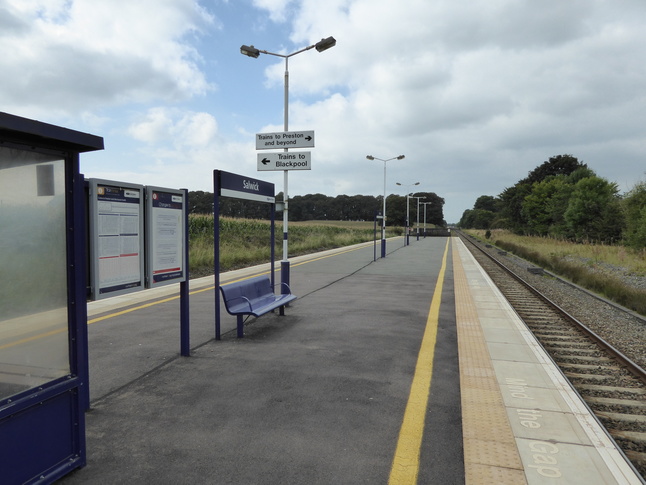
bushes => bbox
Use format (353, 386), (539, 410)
(460, 154), (645, 249)
(623, 182), (646, 249)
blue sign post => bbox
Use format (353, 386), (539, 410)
(0, 112), (103, 483)
(213, 170), (275, 340)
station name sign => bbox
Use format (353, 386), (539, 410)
(217, 170), (275, 203)
(256, 130), (314, 150)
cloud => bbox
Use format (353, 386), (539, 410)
(114, 107), (256, 191)
(0, 0), (215, 117)
(251, 0), (295, 23)
(248, 0), (646, 221)
(128, 108), (220, 146)
(3, 0), (645, 224)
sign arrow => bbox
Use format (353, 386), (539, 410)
(257, 152), (312, 171)
(255, 130), (315, 149)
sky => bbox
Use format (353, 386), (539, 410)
(2, 0), (645, 223)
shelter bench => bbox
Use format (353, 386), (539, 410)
(219, 275), (297, 338)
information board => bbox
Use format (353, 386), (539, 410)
(89, 179), (145, 300)
(145, 186), (186, 288)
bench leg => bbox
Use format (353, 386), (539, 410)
(279, 305), (285, 316)
(237, 315), (244, 338)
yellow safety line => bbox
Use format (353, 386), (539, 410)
(88, 295), (182, 325)
(388, 238), (450, 485)
(169, 242), (372, 294)
(0, 243), (373, 349)
(0, 328), (66, 350)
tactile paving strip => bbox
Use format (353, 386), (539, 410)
(452, 238), (527, 484)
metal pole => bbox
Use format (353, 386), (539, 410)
(281, 57), (290, 293)
(242, 38), (335, 288)
(214, 172), (221, 340)
(374, 211), (378, 262)
(416, 197), (420, 241)
(406, 194), (410, 246)
(270, 202), (275, 290)
(382, 160), (386, 258)
(180, 188), (190, 356)
(424, 202), (427, 237)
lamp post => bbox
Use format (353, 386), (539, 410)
(241, 36), (336, 292)
(411, 196), (425, 241)
(396, 182), (419, 246)
(367, 155), (405, 258)
(421, 201), (433, 237)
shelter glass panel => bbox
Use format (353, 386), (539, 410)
(0, 146), (70, 400)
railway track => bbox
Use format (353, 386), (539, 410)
(457, 232), (646, 478)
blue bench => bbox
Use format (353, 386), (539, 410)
(219, 275), (297, 338)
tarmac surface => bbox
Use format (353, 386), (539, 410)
(59, 237), (462, 484)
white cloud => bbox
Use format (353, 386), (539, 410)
(128, 108), (219, 148)
(0, 0), (215, 117)
(2, 0), (645, 224)
(246, 0), (646, 222)
(252, 0), (295, 23)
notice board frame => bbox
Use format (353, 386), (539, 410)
(88, 178), (145, 300)
(144, 186), (187, 288)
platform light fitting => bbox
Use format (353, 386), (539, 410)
(315, 36), (336, 52)
(240, 45), (260, 58)
(366, 155), (405, 161)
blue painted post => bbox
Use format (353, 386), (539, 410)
(73, 170), (90, 412)
(271, 203), (276, 291)
(180, 188), (190, 356)
(214, 172), (222, 340)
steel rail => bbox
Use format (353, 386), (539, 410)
(457, 232), (646, 385)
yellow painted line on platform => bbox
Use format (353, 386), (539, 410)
(1, 243), (373, 349)
(88, 242), (371, 325)
(290, 243), (371, 268)
(0, 328), (65, 350)
(88, 295), (181, 325)
(388, 238), (450, 485)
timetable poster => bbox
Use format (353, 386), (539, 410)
(148, 189), (185, 286)
(95, 184), (143, 296)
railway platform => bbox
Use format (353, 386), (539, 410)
(56, 237), (643, 484)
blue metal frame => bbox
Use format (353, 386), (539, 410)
(0, 112), (103, 484)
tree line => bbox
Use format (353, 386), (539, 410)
(458, 154), (646, 248)
(188, 191), (446, 227)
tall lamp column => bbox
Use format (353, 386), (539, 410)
(367, 155), (405, 258)
(241, 37), (336, 291)
(396, 181), (419, 246)
(411, 196), (425, 241)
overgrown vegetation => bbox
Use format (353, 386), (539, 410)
(459, 155), (646, 249)
(467, 229), (646, 316)
(189, 215), (402, 276)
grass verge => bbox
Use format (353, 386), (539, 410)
(466, 229), (646, 316)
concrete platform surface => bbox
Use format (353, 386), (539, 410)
(52, 236), (643, 484)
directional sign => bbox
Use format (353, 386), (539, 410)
(256, 130), (315, 150)
(258, 152), (312, 171)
